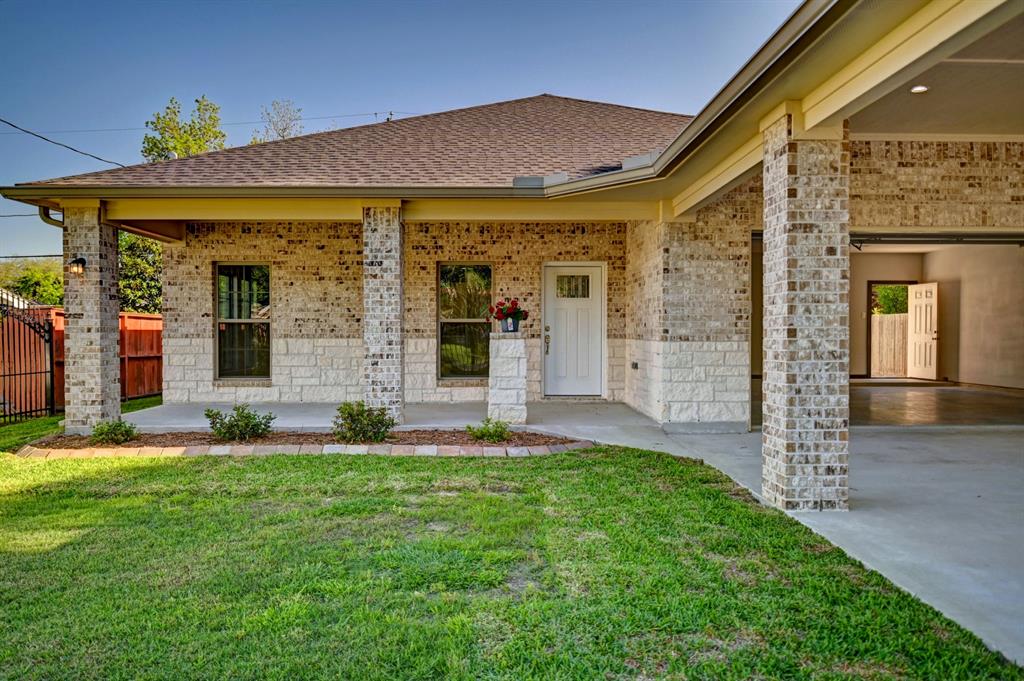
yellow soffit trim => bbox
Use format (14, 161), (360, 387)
(671, 134), (763, 218)
(402, 199), (657, 222)
(59, 198), (101, 209)
(359, 198), (403, 210)
(102, 197), (660, 223)
(104, 198), (365, 221)
(758, 101), (844, 140)
(801, 0), (1011, 130)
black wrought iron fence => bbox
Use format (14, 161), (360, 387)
(0, 288), (55, 425)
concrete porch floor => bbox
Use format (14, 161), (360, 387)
(122, 395), (1024, 662)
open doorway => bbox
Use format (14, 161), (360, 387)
(866, 281), (913, 378)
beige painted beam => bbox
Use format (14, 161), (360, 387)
(103, 197), (657, 222)
(115, 220), (186, 243)
(802, 0), (1018, 130)
(671, 134), (763, 217)
(401, 199), (657, 222)
(104, 198), (365, 221)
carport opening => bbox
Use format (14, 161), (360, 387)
(750, 240), (1024, 427)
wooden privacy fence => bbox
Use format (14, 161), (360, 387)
(2, 307), (162, 422)
(870, 313), (908, 377)
(50, 310), (163, 407)
(0, 295), (54, 424)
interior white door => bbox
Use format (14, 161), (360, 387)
(907, 282), (939, 380)
(543, 265), (603, 395)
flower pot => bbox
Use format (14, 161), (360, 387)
(501, 317), (520, 332)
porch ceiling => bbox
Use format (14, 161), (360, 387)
(850, 13), (1024, 137)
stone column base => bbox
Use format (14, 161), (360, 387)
(488, 332), (527, 424)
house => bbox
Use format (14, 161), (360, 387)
(2, 0), (1022, 512)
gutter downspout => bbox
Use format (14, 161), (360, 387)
(38, 206), (63, 228)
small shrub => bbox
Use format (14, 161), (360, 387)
(332, 401), (396, 443)
(466, 418), (511, 443)
(89, 420), (139, 445)
(204, 404), (275, 442)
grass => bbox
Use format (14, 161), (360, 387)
(0, 395), (161, 454)
(0, 448), (1018, 680)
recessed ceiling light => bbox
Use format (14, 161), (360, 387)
(910, 84), (929, 94)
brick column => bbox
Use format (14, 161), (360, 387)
(488, 332), (527, 424)
(362, 204), (404, 422)
(62, 203), (120, 434)
(761, 112), (850, 511)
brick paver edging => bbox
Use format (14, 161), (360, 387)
(15, 441), (595, 459)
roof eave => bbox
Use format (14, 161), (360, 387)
(0, 184), (549, 202)
(543, 0), (849, 198)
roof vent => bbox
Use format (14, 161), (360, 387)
(512, 172), (569, 188)
(621, 150), (658, 171)
(512, 175), (545, 188)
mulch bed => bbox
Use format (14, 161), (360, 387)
(37, 429), (572, 450)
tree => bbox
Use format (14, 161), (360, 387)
(872, 284), (909, 315)
(250, 99), (304, 144)
(141, 95), (227, 162)
(118, 232), (162, 313)
(0, 258), (63, 305)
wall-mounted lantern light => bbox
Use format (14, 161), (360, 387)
(68, 257), (87, 275)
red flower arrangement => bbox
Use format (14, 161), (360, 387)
(487, 297), (529, 322)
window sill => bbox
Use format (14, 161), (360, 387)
(437, 379), (488, 388)
(213, 379), (273, 388)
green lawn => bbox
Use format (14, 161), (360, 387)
(0, 395), (161, 454)
(0, 448), (1017, 680)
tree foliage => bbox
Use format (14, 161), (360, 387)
(0, 258), (63, 306)
(141, 96), (227, 162)
(872, 284), (909, 315)
(118, 232), (162, 313)
(250, 99), (304, 144)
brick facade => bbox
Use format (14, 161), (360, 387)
(161, 221), (364, 403)
(761, 115), (851, 511)
(622, 179), (755, 429)
(362, 206), (405, 420)
(403, 221), (627, 402)
(850, 140), (1024, 230)
(62, 206), (121, 433)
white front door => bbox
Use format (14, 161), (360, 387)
(543, 265), (603, 396)
(907, 282), (939, 380)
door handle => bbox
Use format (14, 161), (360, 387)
(544, 334), (551, 355)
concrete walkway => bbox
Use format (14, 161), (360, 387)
(123, 399), (1024, 662)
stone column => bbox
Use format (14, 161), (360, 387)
(62, 203), (120, 434)
(760, 111), (850, 511)
(488, 332), (527, 424)
(362, 203), (404, 422)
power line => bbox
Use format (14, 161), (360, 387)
(0, 254), (62, 259)
(0, 117), (126, 167)
(0, 214), (37, 218)
(0, 110), (422, 136)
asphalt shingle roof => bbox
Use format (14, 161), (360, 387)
(21, 95), (691, 189)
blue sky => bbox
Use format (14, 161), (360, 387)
(0, 0), (800, 256)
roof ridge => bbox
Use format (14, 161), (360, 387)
(19, 94), (691, 186)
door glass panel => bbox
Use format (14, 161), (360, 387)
(556, 275), (589, 299)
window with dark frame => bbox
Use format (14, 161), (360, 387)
(438, 264), (492, 379)
(216, 264), (271, 379)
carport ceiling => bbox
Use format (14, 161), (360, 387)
(850, 13), (1024, 136)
